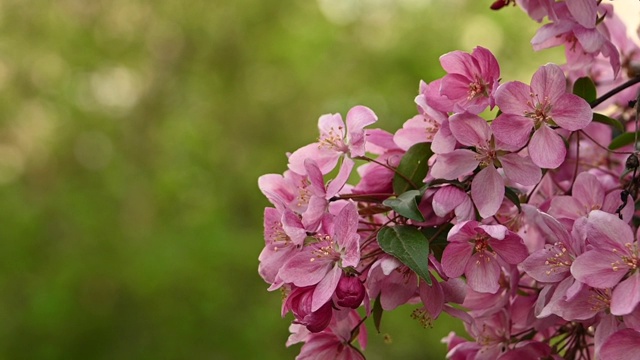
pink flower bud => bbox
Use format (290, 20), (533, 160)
(335, 274), (365, 309)
(286, 287), (333, 333)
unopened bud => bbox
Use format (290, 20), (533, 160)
(335, 274), (365, 308)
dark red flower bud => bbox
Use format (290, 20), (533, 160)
(286, 286), (333, 333)
(335, 274), (365, 309)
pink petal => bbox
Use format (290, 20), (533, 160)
(587, 210), (635, 250)
(600, 329), (640, 360)
(334, 202), (359, 251)
(530, 64), (566, 104)
(489, 233), (528, 264)
(465, 252), (501, 293)
(312, 265), (342, 311)
(326, 157), (354, 198)
(572, 172), (604, 209)
(570, 250), (626, 288)
(346, 105), (377, 132)
(441, 73), (474, 102)
(448, 112), (491, 147)
(433, 186), (467, 217)
(288, 143), (341, 175)
(610, 272), (640, 316)
(471, 165), (504, 219)
(529, 125), (566, 169)
(304, 159), (326, 197)
(430, 149), (479, 180)
(439, 50), (474, 78)
(431, 119), (457, 154)
(318, 113), (346, 139)
(472, 46), (500, 82)
(499, 153), (542, 186)
(491, 114), (533, 147)
(442, 242), (473, 278)
(279, 251), (334, 287)
(550, 93), (592, 131)
(566, 0), (596, 29)
(494, 81), (532, 115)
(574, 27), (605, 53)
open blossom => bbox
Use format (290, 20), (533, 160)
(442, 221), (528, 294)
(571, 210), (640, 316)
(431, 112), (541, 218)
(288, 106), (378, 175)
(492, 63), (592, 169)
(531, 1), (620, 76)
(276, 202), (361, 312)
(431, 46), (501, 114)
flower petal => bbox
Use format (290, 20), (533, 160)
(499, 153), (542, 186)
(471, 165), (504, 219)
(550, 93), (592, 131)
(491, 114), (533, 147)
(431, 149), (479, 180)
(529, 125), (566, 169)
(465, 252), (501, 293)
(448, 112), (491, 147)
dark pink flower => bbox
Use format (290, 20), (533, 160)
(600, 329), (640, 360)
(436, 46), (501, 114)
(492, 63), (592, 168)
(277, 202), (361, 311)
(335, 273), (365, 309)
(284, 286), (334, 333)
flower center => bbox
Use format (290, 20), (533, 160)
(524, 94), (553, 127)
(319, 126), (348, 152)
(544, 242), (572, 275)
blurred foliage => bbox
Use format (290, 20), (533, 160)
(0, 0), (560, 359)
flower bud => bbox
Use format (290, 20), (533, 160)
(286, 286), (333, 333)
(335, 274), (365, 309)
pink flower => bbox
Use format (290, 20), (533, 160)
(284, 286), (334, 333)
(277, 202), (361, 311)
(431, 112), (541, 218)
(492, 63), (592, 168)
(288, 106), (378, 175)
(571, 210), (640, 316)
(394, 81), (456, 154)
(531, 1), (620, 76)
(435, 46), (501, 114)
(287, 309), (367, 360)
(442, 221), (528, 293)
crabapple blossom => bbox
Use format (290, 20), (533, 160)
(288, 106), (378, 175)
(442, 221), (528, 293)
(492, 63), (592, 168)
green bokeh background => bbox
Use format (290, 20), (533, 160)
(0, 1), (560, 359)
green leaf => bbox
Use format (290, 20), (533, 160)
(504, 187), (522, 213)
(421, 223), (453, 262)
(372, 294), (383, 333)
(393, 142), (433, 195)
(609, 131), (640, 150)
(573, 77), (597, 103)
(592, 113), (624, 133)
(382, 190), (424, 222)
(377, 225), (432, 285)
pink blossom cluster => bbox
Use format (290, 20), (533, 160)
(258, 1), (640, 358)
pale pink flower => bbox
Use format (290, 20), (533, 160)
(531, 1), (620, 75)
(600, 329), (640, 360)
(492, 63), (592, 169)
(288, 106), (378, 175)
